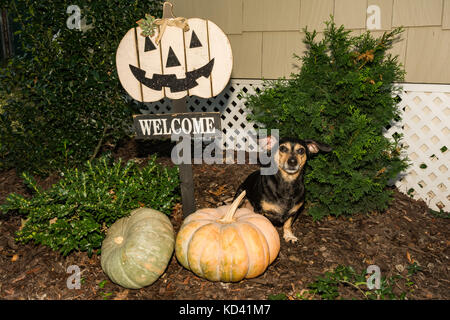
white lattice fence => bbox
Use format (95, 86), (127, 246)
(139, 80), (449, 212)
(384, 84), (450, 212)
(139, 79), (265, 151)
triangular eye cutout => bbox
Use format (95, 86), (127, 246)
(144, 37), (156, 52)
(166, 46), (181, 67)
(189, 31), (202, 48)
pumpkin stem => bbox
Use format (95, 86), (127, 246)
(219, 191), (246, 223)
(114, 236), (124, 245)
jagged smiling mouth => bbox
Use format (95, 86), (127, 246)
(129, 58), (215, 93)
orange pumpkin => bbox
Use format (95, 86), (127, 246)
(175, 191), (280, 282)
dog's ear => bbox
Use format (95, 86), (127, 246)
(258, 135), (279, 152)
(304, 140), (332, 154)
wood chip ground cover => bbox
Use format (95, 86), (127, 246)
(0, 140), (448, 300)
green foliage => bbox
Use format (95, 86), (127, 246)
(267, 263), (422, 300)
(267, 293), (288, 300)
(306, 264), (421, 300)
(0, 0), (164, 174)
(137, 13), (158, 37)
(406, 262), (422, 276)
(428, 208), (450, 219)
(245, 19), (409, 219)
(0, 156), (180, 256)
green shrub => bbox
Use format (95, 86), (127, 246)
(245, 20), (409, 219)
(0, 156), (180, 256)
(0, 0), (163, 174)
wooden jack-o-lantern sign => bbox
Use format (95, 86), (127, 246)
(116, 15), (233, 102)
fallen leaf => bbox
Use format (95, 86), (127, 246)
(172, 203), (182, 215)
(19, 218), (28, 231)
(403, 215), (412, 222)
(5, 288), (14, 296)
(113, 290), (129, 300)
(11, 273), (26, 283)
(182, 276), (190, 285)
(208, 185), (226, 197)
(26, 267), (41, 275)
(199, 282), (208, 291)
(395, 264), (404, 272)
(406, 251), (413, 263)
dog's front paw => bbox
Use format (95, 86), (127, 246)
(283, 232), (298, 243)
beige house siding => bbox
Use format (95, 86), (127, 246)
(300, 0), (334, 31)
(171, 0), (450, 83)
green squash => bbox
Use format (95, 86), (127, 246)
(101, 207), (175, 289)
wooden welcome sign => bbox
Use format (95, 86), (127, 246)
(133, 112), (221, 139)
(116, 1), (233, 216)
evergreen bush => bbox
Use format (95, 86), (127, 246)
(245, 20), (409, 219)
(0, 156), (180, 256)
(0, 0), (163, 174)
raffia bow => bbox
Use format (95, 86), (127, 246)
(153, 17), (190, 45)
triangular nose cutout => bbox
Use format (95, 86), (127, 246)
(166, 47), (181, 68)
(189, 31), (202, 48)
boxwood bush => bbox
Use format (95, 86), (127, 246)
(0, 0), (163, 174)
(245, 20), (409, 220)
(0, 156), (180, 256)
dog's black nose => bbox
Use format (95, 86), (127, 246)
(287, 157), (297, 167)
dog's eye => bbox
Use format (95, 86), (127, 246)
(279, 145), (288, 153)
(297, 148), (305, 155)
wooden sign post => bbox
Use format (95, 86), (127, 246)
(116, 1), (233, 217)
(172, 98), (197, 217)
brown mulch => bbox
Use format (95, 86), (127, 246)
(0, 139), (449, 300)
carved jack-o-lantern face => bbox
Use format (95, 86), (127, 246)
(116, 18), (233, 102)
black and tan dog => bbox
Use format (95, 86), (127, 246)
(235, 137), (332, 243)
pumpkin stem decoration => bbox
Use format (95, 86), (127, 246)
(219, 191), (246, 223)
(136, 2), (190, 45)
(136, 14), (157, 38)
(153, 17), (189, 45)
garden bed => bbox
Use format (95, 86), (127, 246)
(0, 139), (449, 300)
